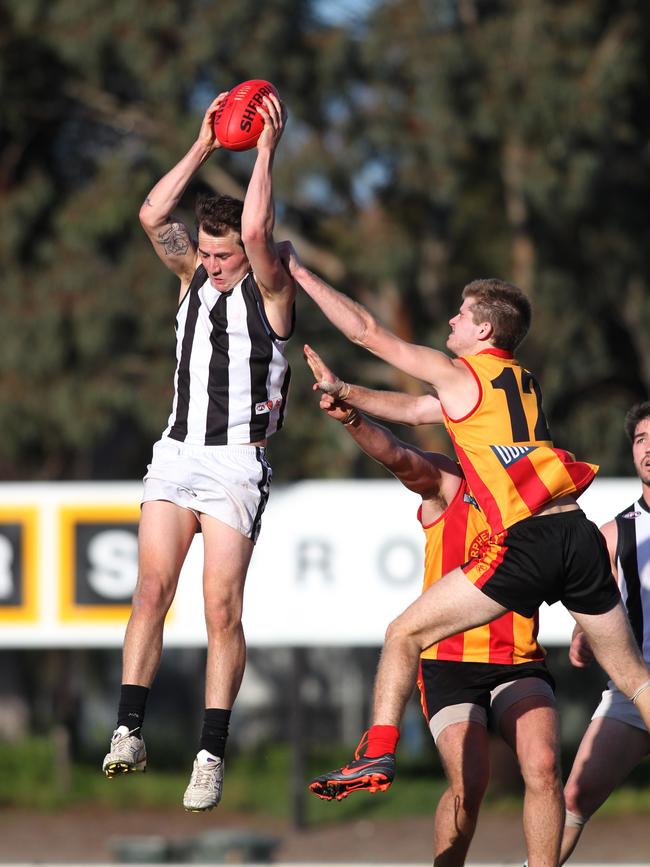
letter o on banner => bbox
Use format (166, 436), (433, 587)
(377, 538), (421, 586)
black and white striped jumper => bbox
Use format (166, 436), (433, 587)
(615, 497), (650, 662)
(164, 266), (293, 446)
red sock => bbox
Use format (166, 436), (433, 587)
(364, 724), (400, 757)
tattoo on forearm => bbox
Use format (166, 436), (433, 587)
(157, 223), (191, 256)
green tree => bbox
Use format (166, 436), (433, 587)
(1, 0), (648, 480)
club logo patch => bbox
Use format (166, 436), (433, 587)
(255, 398), (283, 415)
(491, 444), (537, 467)
(468, 529), (491, 559)
(622, 510), (641, 519)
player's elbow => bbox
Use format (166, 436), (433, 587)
(241, 224), (265, 248)
(139, 204), (160, 232)
(352, 309), (379, 350)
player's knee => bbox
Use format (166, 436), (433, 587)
(204, 598), (242, 634)
(459, 771), (489, 808)
(132, 572), (175, 615)
(520, 744), (560, 792)
(384, 615), (421, 649)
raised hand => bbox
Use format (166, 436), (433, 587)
(304, 343), (347, 398)
(199, 92), (229, 151)
(256, 93), (287, 152)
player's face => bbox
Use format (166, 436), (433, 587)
(631, 418), (650, 486)
(197, 229), (249, 292)
(446, 297), (484, 355)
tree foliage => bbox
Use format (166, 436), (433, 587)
(1, 0), (648, 480)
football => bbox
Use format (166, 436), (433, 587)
(213, 79), (280, 151)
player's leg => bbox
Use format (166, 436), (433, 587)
(309, 568), (506, 799)
(182, 514), (254, 812)
(497, 685), (562, 867)
(123, 501), (198, 684)
(433, 719), (490, 867)
(418, 662), (492, 865)
(373, 568), (506, 726)
(560, 710), (650, 863)
(103, 500), (197, 776)
(201, 514), (254, 709)
(569, 602), (650, 730)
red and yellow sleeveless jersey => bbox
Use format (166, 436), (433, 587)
(420, 478), (544, 664)
(442, 349), (597, 535)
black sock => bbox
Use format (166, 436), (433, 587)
(117, 684), (149, 735)
(199, 708), (231, 759)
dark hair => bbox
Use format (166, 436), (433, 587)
(462, 278), (532, 352)
(195, 194), (244, 241)
(624, 401), (650, 442)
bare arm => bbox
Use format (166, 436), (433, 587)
(304, 344), (443, 425)
(569, 519), (618, 668)
(321, 395), (458, 499)
(139, 93), (227, 289)
(281, 242), (470, 396)
(241, 94), (296, 335)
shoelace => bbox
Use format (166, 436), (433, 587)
(113, 728), (141, 748)
(353, 730), (369, 761)
(192, 764), (219, 789)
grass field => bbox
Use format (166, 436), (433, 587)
(1, 737), (648, 825)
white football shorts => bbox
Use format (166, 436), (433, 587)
(141, 436), (272, 543)
(592, 681), (648, 733)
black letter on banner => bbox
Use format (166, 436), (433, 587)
(377, 538), (420, 586)
(296, 539), (333, 583)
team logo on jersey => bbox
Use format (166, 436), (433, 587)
(463, 491), (480, 511)
(491, 444), (537, 468)
(468, 529), (491, 559)
(622, 510), (641, 519)
(255, 397), (283, 415)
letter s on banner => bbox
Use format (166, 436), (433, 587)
(86, 530), (138, 599)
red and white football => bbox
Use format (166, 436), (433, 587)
(213, 79), (280, 151)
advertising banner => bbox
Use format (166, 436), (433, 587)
(0, 478), (638, 647)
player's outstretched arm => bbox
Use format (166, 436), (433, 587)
(321, 394), (455, 498)
(241, 94), (295, 332)
(138, 93), (227, 285)
(281, 243), (465, 394)
(304, 344), (443, 425)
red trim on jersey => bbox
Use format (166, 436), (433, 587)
(475, 348), (514, 359)
(506, 454), (553, 514)
(441, 358), (483, 423)
(418, 477), (465, 529)
(488, 610), (515, 663)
